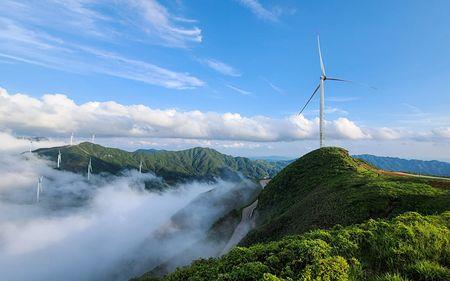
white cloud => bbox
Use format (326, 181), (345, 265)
(433, 127), (450, 139)
(331, 118), (368, 139)
(226, 84), (252, 95)
(1, 87), (448, 143)
(267, 81), (283, 94)
(128, 0), (202, 47)
(0, 0), (202, 47)
(201, 58), (241, 77)
(0, 131), (65, 153)
(0, 19), (204, 89)
(236, 0), (281, 22)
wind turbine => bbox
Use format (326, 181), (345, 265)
(139, 159), (143, 174)
(57, 150), (62, 168)
(91, 133), (95, 143)
(298, 36), (370, 148)
(70, 132), (74, 146)
(87, 158), (93, 180)
(36, 176), (43, 203)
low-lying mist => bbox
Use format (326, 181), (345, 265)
(0, 135), (257, 281)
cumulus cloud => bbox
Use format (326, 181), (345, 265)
(1, 88), (448, 143)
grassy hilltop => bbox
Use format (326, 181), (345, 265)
(243, 147), (450, 245)
(136, 147), (450, 281)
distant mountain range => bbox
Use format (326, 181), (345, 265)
(34, 142), (288, 184)
(355, 154), (450, 177)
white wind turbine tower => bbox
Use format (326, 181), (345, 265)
(70, 132), (74, 146)
(87, 158), (93, 180)
(298, 36), (372, 148)
(36, 176), (43, 203)
(57, 149), (62, 168)
(91, 133), (95, 143)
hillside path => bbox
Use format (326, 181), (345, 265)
(388, 171), (450, 181)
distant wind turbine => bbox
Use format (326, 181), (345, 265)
(91, 133), (95, 143)
(87, 158), (93, 180)
(298, 36), (374, 148)
(36, 176), (43, 203)
(57, 150), (62, 168)
(139, 159), (143, 174)
(70, 132), (74, 146)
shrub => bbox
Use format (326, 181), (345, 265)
(406, 261), (450, 281)
(228, 261), (270, 281)
(263, 273), (283, 281)
(158, 212), (450, 281)
(299, 256), (349, 281)
(371, 273), (409, 281)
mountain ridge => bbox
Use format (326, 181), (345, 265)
(355, 154), (450, 177)
(34, 142), (288, 183)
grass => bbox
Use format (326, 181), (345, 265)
(242, 147), (450, 245)
(139, 211), (450, 281)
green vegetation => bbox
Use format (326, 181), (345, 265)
(243, 147), (450, 244)
(134, 147), (450, 280)
(140, 212), (450, 281)
(355, 154), (450, 178)
(34, 142), (288, 183)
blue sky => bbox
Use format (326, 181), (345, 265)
(0, 0), (449, 160)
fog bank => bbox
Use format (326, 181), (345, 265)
(0, 137), (253, 281)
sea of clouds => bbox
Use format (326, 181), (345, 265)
(0, 132), (250, 281)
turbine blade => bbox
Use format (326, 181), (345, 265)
(317, 36), (326, 76)
(298, 83), (321, 115)
(327, 77), (377, 90)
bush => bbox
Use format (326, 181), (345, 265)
(228, 261), (270, 281)
(406, 261), (450, 281)
(263, 273), (283, 281)
(371, 273), (409, 281)
(299, 256), (349, 281)
(157, 212), (450, 281)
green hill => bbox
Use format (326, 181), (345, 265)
(134, 147), (450, 280)
(243, 147), (450, 245)
(147, 211), (450, 281)
(34, 142), (287, 183)
(354, 154), (450, 177)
